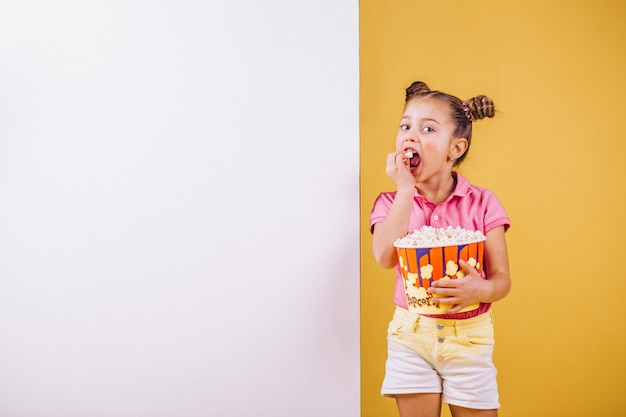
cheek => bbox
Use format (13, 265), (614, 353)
(420, 141), (436, 153)
(421, 140), (447, 156)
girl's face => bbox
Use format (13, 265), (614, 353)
(395, 97), (465, 184)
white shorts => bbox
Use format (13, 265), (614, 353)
(382, 306), (500, 410)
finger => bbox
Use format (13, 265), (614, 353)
(458, 259), (472, 270)
(459, 259), (479, 272)
(428, 286), (458, 299)
(387, 151), (405, 169)
(436, 297), (464, 313)
(430, 278), (457, 288)
(393, 152), (408, 167)
(435, 296), (457, 305)
(443, 305), (462, 314)
(438, 298), (465, 313)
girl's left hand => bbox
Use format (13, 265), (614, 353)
(427, 259), (494, 314)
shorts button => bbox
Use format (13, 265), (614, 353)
(438, 336), (444, 343)
(437, 323), (444, 330)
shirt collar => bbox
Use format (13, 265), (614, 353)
(450, 172), (472, 197)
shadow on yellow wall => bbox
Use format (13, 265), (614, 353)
(360, 1), (626, 416)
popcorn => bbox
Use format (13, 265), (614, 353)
(404, 150), (414, 158)
(394, 225), (485, 248)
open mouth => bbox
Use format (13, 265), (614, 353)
(404, 150), (420, 168)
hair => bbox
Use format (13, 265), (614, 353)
(405, 81), (495, 165)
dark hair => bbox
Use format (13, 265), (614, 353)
(405, 81), (495, 165)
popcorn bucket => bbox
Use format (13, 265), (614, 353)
(394, 237), (486, 314)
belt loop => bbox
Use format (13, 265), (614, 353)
(413, 315), (421, 333)
(454, 320), (464, 339)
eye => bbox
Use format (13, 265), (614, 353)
(421, 126), (434, 133)
(400, 124), (410, 131)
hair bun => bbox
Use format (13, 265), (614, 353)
(405, 81), (431, 101)
(465, 95), (495, 120)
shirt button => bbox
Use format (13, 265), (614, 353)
(433, 215), (439, 221)
(437, 323), (444, 330)
(438, 336), (444, 343)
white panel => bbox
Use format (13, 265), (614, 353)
(0, 1), (360, 416)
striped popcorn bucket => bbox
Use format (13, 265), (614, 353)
(394, 238), (486, 314)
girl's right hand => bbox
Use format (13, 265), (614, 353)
(385, 150), (415, 191)
(373, 151), (416, 269)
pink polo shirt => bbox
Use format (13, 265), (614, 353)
(370, 172), (510, 319)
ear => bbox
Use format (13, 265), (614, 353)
(449, 137), (468, 160)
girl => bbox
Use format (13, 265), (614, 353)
(370, 81), (511, 417)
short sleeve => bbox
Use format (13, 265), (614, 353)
(369, 192), (396, 234)
(483, 189), (510, 233)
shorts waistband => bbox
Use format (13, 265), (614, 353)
(392, 306), (493, 334)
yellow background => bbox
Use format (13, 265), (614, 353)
(360, 1), (626, 416)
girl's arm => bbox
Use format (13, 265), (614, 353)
(372, 188), (414, 268)
(372, 151), (416, 269)
(428, 225), (511, 313)
(480, 225), (512, 302)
